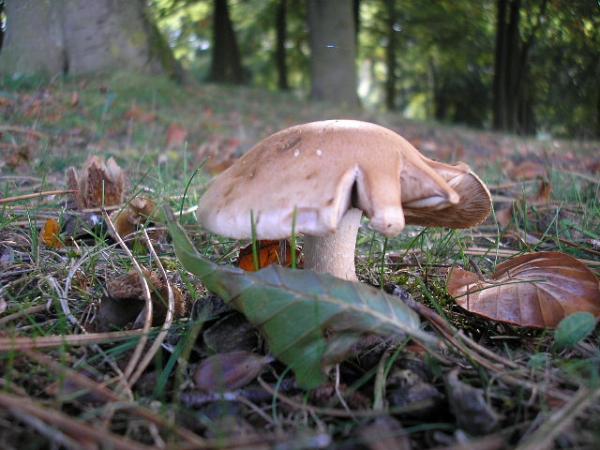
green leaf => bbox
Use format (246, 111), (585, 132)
(164, 207), (432, 389)
(554, 312), (597, 350)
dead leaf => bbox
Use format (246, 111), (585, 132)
(67, 156), (125, 209)
(109, 197), (156, 238)
(237, 240), (302, 271)
(165, 124), (188, 148)
(41, 219), (63, 249)
(5, 145), (31, 170)
(507, 161), (547, 181)
(93, 269), (187, 331)
(495, 204), (514, 228)
(535, 179), (553, 203)
(358, 417), (411, 450)
(70, 92), (80, 107)
(447, 252), (600, 328)
(445, 369), (499, 435)
(193, 351), (271, 392)
(124, 105), (156, 123)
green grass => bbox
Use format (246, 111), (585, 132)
(0, 72), (599, 449)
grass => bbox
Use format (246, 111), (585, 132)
(1, 72), (599, 449)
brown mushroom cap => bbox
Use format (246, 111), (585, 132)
(198, 120), (491, 239)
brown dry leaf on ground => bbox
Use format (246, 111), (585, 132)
(193, 351), (272, 392)
(166, 123), (188, 148)
(93, 269), (187, 331)
(124, 104), (156, 123)
(109, 197), (156, 238)
(67, 156), (125, 209)
(237, 240), (302, 271)
(447, 252), (600, 328)
(40, 218), (63, 249)
(507, 160), (548, 180)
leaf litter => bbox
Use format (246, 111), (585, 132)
(1, 75), (599, 449)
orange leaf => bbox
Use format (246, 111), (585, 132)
(447, 252), (600, 328)
(41, 219), (63, 249)
(507, 161), (547, 181)
(166, 123), (188, 148)
(237, 240), (302, 272)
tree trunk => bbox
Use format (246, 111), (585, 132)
(0, 0), (177, 79)
(275, 0), (289, 90)
(384, 0), (397, 110)
(353, 0), (361, 44)
(307, 0), (358, 106)
(0, 1), (5, 51)
(208, 0), (245, 84)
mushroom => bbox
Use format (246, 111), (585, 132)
(198, 120), (491, 281)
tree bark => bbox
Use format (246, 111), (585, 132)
(384, 0), (398, 110)
(0, 0), (177, 79)
(208, 0), (245, 84)
(307, 0), (358, 106)
(275, 0), (289, 90)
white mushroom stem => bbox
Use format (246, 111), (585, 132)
(303, 208), (363, 281)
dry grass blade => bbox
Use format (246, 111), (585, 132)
(24, 350), (207, 448)
(103, 210), (153, 385)
(0, 391), (150, 450)
(0, 329), (150, 351)
(128, 227), (175, 386)
(515, 386), (600, 450)
(0, 189), (77, 205)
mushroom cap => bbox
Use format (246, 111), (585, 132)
(198, 120), (491, 239)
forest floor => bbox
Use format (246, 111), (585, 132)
(1, 72), (599, 449)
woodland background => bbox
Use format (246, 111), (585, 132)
(0, 0), (599, 138)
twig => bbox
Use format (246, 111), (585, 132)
(0, 189), (78, 205)
(0, 329), (152, 351)
(0, 125), (47, 138)
(0, 304), (46, 326)
(258, 377), (433, 418)
(515, 386), (600, 450)
(0, 392), (150, 450)
(102, 210), (153, 385)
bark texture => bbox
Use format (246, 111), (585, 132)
(0, 0), (177, 78)
(208, 0), (245, 84)
(275, 0), (289, 90)
(307, 0), (358, 106)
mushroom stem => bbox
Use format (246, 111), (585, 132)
(303, 208), (362, 281)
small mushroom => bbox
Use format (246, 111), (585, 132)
(198, 120), (491, 281)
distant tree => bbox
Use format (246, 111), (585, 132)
(0, 0), (180, 79)
(307, 0), (358, 105)
(0, 0), (5, 51)
(384, 0), (398, 110)
(492, 0), (547, 134)
(275, 0), (289, 90)
(208, 0), (245, 84)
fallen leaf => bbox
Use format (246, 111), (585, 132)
(495, 205), (514, 228)
(193, 351), (271, 392)
(237, 240), (302, 271)
(166, 208), (430, 389)
(165, 124), (188, 148)
(358, 417), (412, 450)
(124, 105), (156, 123)
(507, 160), (547, 181)
(445, 369), (499, 435)
(109, 197), (156, 238)
(535, 179), (553, 203)
(5, 144), (31, 170)
(447, 252), (600, 328)
(70, 92), (80, 107)
(93, 269), (187, 331)
(41, 219), (63, 249)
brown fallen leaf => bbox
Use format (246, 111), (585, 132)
(41, 218), (63, 249)
(124, 104), (156, 123)
(165, 123), (188, 149)
(109, 197), (156, 238)
(358, 417), (411, 450)
(93, 269), (187, 331)
(447, 252), (600, 328)
(193, 351), (272, 392)
(237, 240), (302, 271)
(535, 179), (553, 203)
(495, 204), (514, 228)
(67, 156), (125, 209)
(507, 160), (548, 181)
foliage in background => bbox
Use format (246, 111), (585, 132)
(148, 0), (599, 137)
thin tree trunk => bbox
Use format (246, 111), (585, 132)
(353, 0), (360, 44)
(208, 0), (245, 84)
(493, 0), (507, 130)
(307, 0), (358, 105)
(384, 0), (397, 110)
(275, 0), (288, 90)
